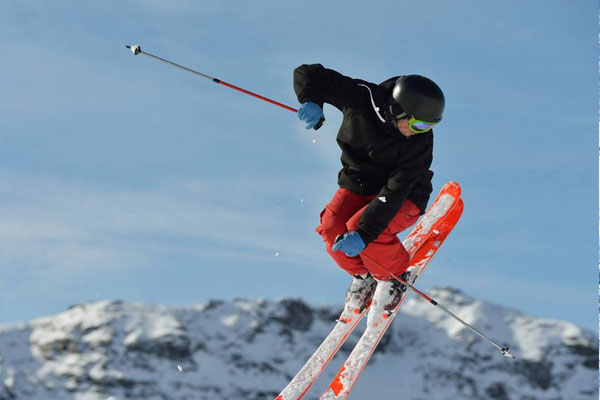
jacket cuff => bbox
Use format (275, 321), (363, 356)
(300, 98), (324, 108)
(355, 229), (374, 247)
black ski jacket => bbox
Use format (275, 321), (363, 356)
(294, 64), (434, 245)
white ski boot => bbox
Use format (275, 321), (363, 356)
(344, 273), (377, 313)
(371, 267), (417, 316)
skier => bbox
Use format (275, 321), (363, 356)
(294, 64), (445, 311)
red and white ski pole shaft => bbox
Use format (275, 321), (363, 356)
(125, 45), (324, 130)
(394, 275), (515, 359)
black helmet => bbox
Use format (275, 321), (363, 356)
(389, 75), (445, 123)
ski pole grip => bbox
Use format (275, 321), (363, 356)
(313, 117), (325, 130)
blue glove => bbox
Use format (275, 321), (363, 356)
(332, 232), (366, 257)
(297, 102), (324, 129)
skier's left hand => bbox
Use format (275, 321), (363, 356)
(332, 232), (366, 257)
(297, 102), (324, 129)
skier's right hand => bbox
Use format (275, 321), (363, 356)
(297, 102), (324, 129)
(332, 232), (366, 257)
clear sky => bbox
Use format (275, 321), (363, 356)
(0, 1), (597, 332)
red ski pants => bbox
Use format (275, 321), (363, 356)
(316, 188), (420, 281)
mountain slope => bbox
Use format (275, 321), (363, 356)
(0, 288), (596, 400)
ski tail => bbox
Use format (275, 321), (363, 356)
(274, 306), (368, 400)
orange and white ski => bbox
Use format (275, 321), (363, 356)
(275, 182), (462, 400)
(320, 183), (464, 400)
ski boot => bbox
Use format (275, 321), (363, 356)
(374, 268), (416, 316)
(344, 273), (377, 313)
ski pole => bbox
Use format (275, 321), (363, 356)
(358, 250), (515, 359)
(124, 45), (325, 130)
(393, 274), (515, 359)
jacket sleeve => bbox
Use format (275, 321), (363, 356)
(356, 138), (433, 245)
(408, 169), (434, 214)
(293, 64), (364, 110)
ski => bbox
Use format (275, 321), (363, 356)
(274, 304), (368, 400)
(319, 184), (463, 400)
(275, 182), (461, 400)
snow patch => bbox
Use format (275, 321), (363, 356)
(220, 314), (240, 327)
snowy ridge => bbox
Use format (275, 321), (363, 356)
(0, 289), (597, 400)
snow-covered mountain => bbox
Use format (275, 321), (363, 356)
(0, 287), (596, 400)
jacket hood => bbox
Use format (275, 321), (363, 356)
(379, 76), (401, 91)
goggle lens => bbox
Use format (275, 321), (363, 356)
(409, 119), (436, 132)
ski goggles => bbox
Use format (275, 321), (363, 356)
(406, 116), (437, 133)
(389, 103), (437, 133)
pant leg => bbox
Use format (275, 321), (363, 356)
(346, 199), (421, 281)
(316, 189), (374, 276)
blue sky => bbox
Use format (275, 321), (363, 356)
(0, 1), (597, 332)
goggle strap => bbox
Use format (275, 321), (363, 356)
(388, 103), (407, 120)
